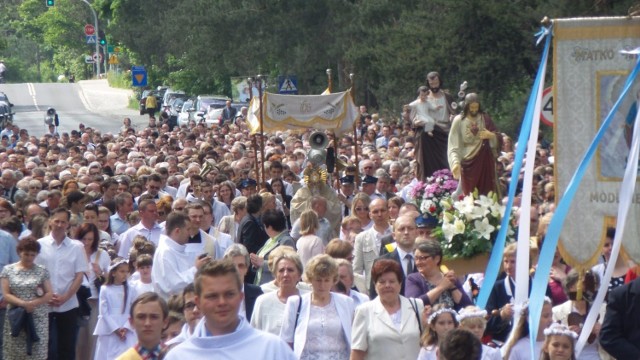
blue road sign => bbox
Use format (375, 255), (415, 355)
(86, 35), (96, 44)
(132, 66), (147, 87)
(278, 75), (298, 94)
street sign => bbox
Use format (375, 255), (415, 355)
(541, 86), (553, 126)
(132, 66), (147, 87)
(92, 52), (103, 62)
(86, 35), (96, 44)
(84, 24), (95, 36)
(107, 45), (114, 53)
(278, 75), (298, 94)
(84, 55), (95, 64)
(108, 54), (119, 65)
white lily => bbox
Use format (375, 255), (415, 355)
(453, 218), (466, 235)
(474, 217), (495, 240)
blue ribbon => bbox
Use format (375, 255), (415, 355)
(528, 54), (640, 350)
(476, 26), (552, 309)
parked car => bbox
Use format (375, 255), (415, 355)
(0, 92), (13, 107)
(177, 98), (196, 127)
(0, 101), (14, 129)
(162, 88), (186, 106)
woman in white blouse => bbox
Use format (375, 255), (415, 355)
(280, 254), (355, 360)
(76, 223), (110, 360)
(296, 210), (325, 267)
(251, 248), (308, 335)
(351, 259), (425, 360)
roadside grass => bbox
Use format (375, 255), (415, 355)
(107, 71), (141, 110)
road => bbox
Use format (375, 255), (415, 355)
(0, 80), (147, 137)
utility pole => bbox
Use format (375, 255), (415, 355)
(81, 0), (100, 78)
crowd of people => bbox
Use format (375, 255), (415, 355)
(0, 74), (636, 360)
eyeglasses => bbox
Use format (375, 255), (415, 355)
(414, 255), (432, 262)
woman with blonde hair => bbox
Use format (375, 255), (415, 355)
(350, 193), (372, 230)
(251, 248), (309, 335)
(296, 210), (324, 266)
(280, 254), (354, 359)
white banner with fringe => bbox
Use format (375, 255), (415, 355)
(247, 90), (358, 135)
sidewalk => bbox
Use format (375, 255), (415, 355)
(77, 79), (145, 126)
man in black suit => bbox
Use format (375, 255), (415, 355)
(238, 194), (268, 283)
(224, 243), (264, 322)
(379, 205), (422, 255)
(220, 100), (237, 127)
(370, 214), (418, 298)
(600, 277), (640, 359)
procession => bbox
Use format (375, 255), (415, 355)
(1, 7), (640, 360)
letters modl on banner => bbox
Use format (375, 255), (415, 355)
(554, 17), (640, 269)
(246, 90), (359, 135)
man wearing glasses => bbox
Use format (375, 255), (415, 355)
(352, 199), (392, 293)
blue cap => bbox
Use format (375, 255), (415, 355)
(340, 175), (355, 184)
(239, 178), (257, 189)
(416, 214), (438, 228)
(362, 175), (378, 184)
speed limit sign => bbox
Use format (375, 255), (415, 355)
(540, 87), (553, 126)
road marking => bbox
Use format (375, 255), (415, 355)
(78, 90), (93, 112)
(27, 83), (40, 111)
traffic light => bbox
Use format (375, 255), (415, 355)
(98, 30), (106, 46)
(46, 0), (54, 6)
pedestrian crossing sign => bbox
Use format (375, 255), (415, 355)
(278, 76), (298, 94)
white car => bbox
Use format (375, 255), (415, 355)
(177, 99), (196, 127)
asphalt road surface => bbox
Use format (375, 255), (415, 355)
(0, 80), (147, 137)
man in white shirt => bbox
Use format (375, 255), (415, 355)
(352, 198), (391, 292)
(135, 173), (169, 203)
(164, 260), (295, 360)
(267, 161), (293, 196)
(118, 199), (164, 258)
(200, 181), (231, 228)
(36, 208), (89, 360)
(199, 201), (233, 257)
(184, 202), (221, 262)
(152, 212), (210, 299)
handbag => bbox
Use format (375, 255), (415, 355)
(76, 284), (92, 317)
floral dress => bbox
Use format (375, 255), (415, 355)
(1, 263), (50, 360)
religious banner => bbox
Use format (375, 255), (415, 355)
(246, 90), (358, 135)
(554, 17), (640, 268)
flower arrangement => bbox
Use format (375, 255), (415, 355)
(409, 169), (459, 218)
(433, 190), (515, 259)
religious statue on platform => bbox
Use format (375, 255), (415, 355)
(410, 72), (455, 180)
(448, 93), (501, 196)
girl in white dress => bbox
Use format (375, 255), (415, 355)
(93, 258), (138, 360)
(456, 306), (502, 360)
(540, 323), (578, 360)
(502, 297), (554, 360)
(417, 305), (459, 360)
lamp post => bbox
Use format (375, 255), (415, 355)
(326, 68), (332, 93)
(248, 75), (266, 187)
(81, 0), (100, 78)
